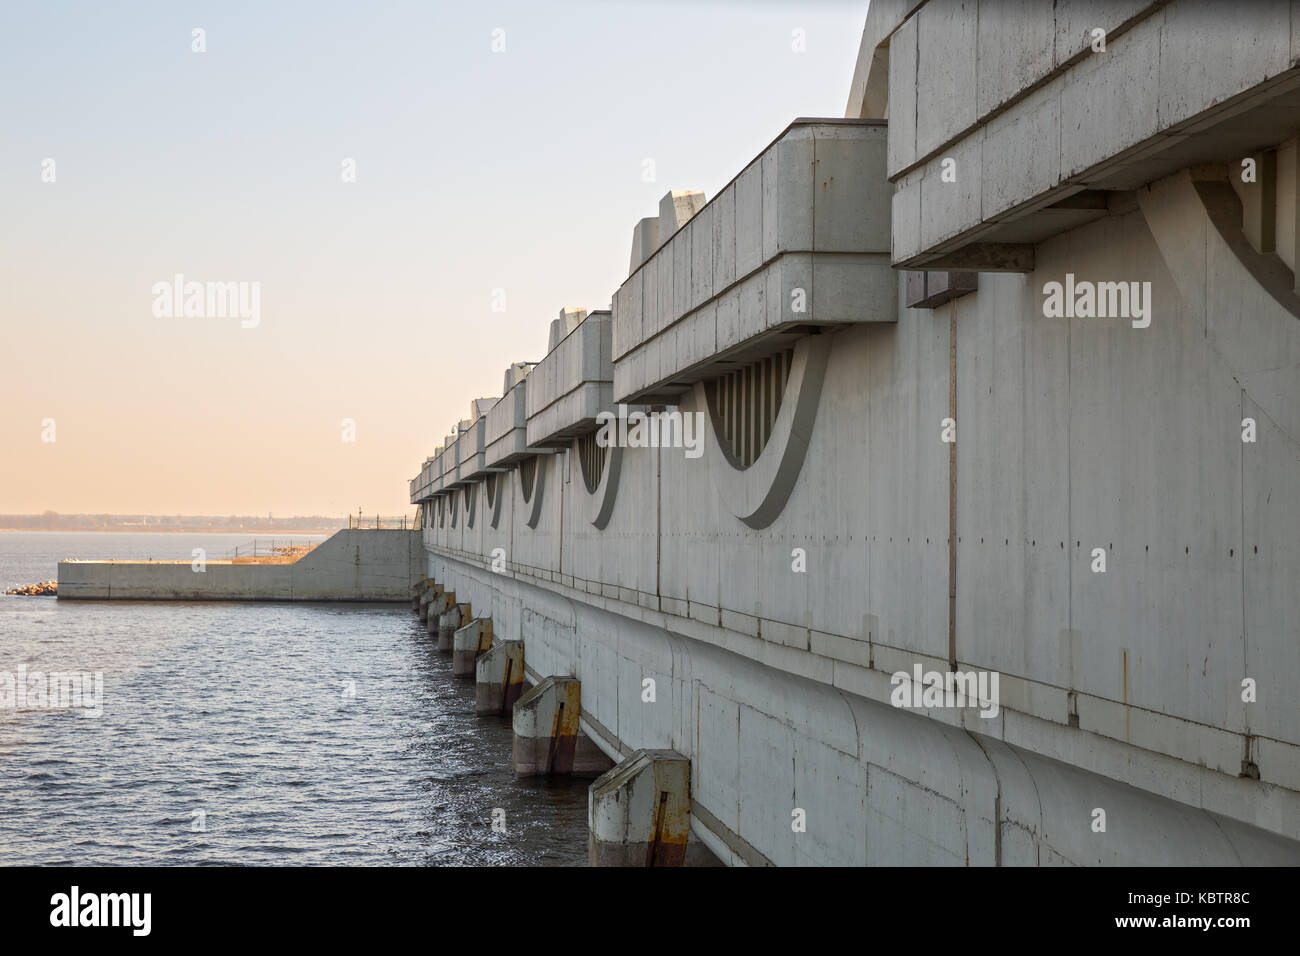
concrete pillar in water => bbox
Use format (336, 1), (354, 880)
(416, 580), (441, 618)
(424, 590), (451, 635)
(588, 749), (691, 867)
(453, 617), (493, 677)
(476, 640), (524, 715)
(410, 577), (428, 612)
(437, 601), (470, 652)
(512, 676), (611, 778)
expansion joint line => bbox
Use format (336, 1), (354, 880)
(948, 297), (958, 671)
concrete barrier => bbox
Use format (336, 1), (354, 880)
(589, 749), (691, 867)
(57, 530), (422, 602)
(476, 640), (524, 716)
(512, 676), (612, 778)
(453, 617), (493, 677)
(415, 578), (441, 614)
(424, 590), (452, 634)
(437, 602), (470, 652)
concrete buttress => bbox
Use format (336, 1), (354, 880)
(588, 749), (691, 867)
(476, 640), (524, 716)
(512, 676), (612, 778)
(453, 617), (493, 677)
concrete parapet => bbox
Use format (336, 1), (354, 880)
(453, 616), (493, 677)
(512, 676), (612, 778)
(475, 640), (524, 716)
(588, 749), (691, 867)
(437, 601), (471, 652)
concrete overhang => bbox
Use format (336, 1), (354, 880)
(485, 372), (556, 468)
(525, 310), (613, 448)
(888, 1), (1300, 272)
(905, 73), (1300, 271)
(611, 118), (895, 405)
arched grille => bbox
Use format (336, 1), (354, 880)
(577, 431), (607, 494)
(519, 456), (537, 501)
(706, 349), (794, 469)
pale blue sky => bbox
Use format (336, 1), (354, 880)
(0, 1), (868, 515)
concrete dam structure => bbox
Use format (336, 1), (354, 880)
(411, 0), (1300, 866)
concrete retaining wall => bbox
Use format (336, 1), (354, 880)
(57, 530), (423, 601)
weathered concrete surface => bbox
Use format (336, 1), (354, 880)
(409, 0), (1300, 866)
(57, 530), (422, 602)
(412, 577), (432, 613)
(416, 579), (443, 618)
(476, 640), (524, 716)
(589, 749), (691, 867)
(453, 617), (493, 677)
(424, 590), (452, 635)
(526, 311), (613, 448)
(425, 557), (1300, 865)
(611, 120), (894, 405)
(419, 173), (1300, 859)
(436, 601), (470, 652)
(879, 1), (1300, 268)
(512, 676), (613, 778)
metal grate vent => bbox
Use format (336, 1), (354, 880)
(577, 432), (608, 494)
(706, 349), (794, 468)
(519, 456), (537, 501)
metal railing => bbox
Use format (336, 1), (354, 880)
(220, 538), (320, 561)
(346, 514), (416, 530)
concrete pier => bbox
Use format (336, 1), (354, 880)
(416, 579), (443, 614)
(436, 600), (469, 652)
(475, 640), (524, 716)
(452, 617), (493, 677)
(512, 676), (613, 778)
(424, 590), (452, 635)
(589, 749), (692, 867)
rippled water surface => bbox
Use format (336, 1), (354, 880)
(0, 533), (589, 865)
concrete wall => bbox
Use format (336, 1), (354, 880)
(426, 552), (1300, 866)
(419, 167), (1300, 860)
(411, 1), (1300, 864)
(58, 530), (423, 601)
